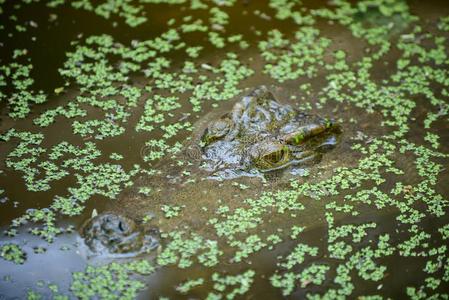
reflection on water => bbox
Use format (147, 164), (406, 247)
(0, 0), (449, 298)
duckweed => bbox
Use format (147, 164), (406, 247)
(70, 260), (155, 300)
(0, 243), (26, 264)
(157, 231), (223, 268)
(1, 0), (449, 299)
(209, 270), (255, 300)
(176, 278), (204, 294)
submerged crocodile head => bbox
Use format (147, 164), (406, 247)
(187, 86), (341, 180)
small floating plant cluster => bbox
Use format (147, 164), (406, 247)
(0, 0), (449, 299)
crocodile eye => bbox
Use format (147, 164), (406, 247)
(262, 147), (287, 164)
(256, 144), (290, 170)
(203, 118), (232, 144)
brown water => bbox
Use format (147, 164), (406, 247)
(1, 0), (449, 299)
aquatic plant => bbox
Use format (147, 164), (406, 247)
(70, 260), (155, 299)
(0, 243), (26, 264)
(0, 0), (448, 298)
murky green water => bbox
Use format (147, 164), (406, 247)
(1, 0), (449, 299)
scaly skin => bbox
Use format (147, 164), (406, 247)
(81, 212), (159, 257)
(185, 86), (340, 179)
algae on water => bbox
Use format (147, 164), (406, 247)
(0, 0), (448, 299)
